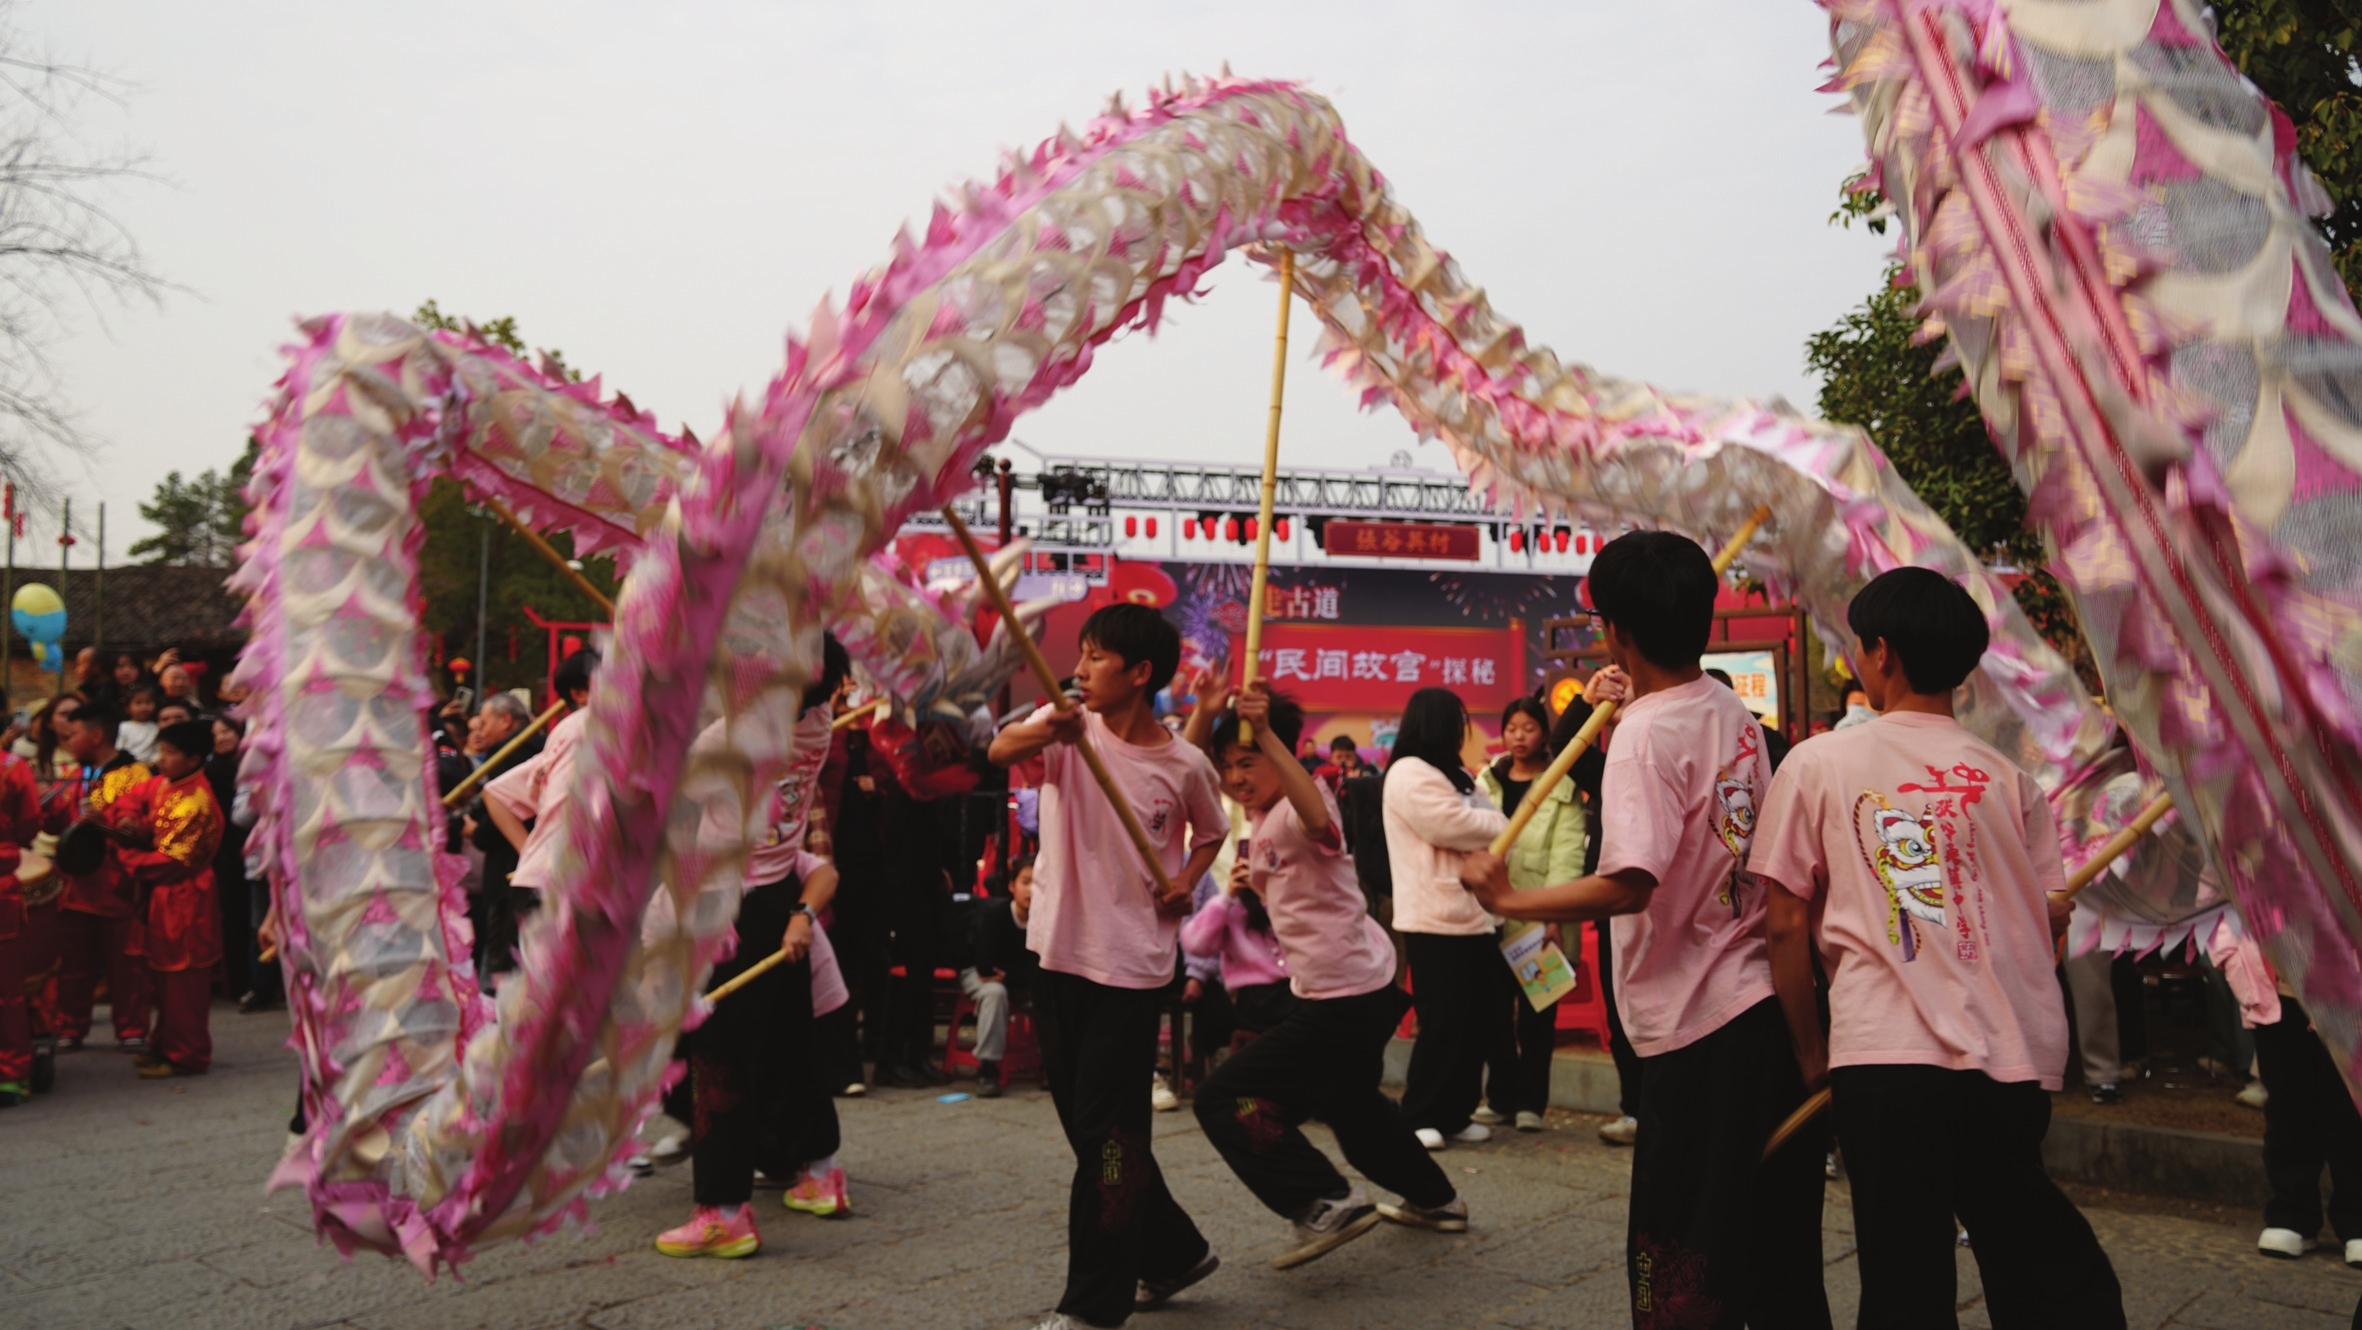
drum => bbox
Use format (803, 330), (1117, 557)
(15, 850), (56, 907)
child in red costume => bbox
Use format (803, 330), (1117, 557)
(118, 721), (224, 1078)
(49, 700), (154, 1051)
(0, 749), (47, 1103)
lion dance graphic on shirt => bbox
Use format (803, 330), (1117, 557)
(1710, 726), (1762, 912)
(1854, 793), (1946, 962)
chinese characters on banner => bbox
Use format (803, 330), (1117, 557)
(1260, 583), (1342, 621)
(1228, 624), (1519, 711)
(1322, 521), (1481, 561)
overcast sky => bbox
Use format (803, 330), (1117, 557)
(30, 0), (1889, 557)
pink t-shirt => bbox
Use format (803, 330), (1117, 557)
(1025, 705), (1228, 990)
(1246, 784), (1396, 1001)
(1748, 712), (2069, 1088)
(1599, 675), (1776, 1057)
(744, 707), (834, 886)
(483, 709), (586, 890)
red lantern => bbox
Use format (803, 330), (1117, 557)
(1555, 529), (1570, 553)
(1183, 517), (1197, 539)
(1276, 517), (1290, 541)
(1224, 518), (1239, 540)
(1245, 517), (1258, 541)
(1508, 529), (1524, 552)
(1124, 515), (1138, 538)
(1145, 517), (1158, 539)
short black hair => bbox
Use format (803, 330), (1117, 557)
(1328, 733), (1357, 752)
(1212, 692), (1305, 756)
(68, 704), (119, 743)
(157, 720), (213, 762)
(1077, 604), (1181, 693)
(800, 634), (849, 709)
(1705, 668), (1734, 689)
(1847, 567), (1991, 694)
(1388, 686), (1474, 793)
(553, 646), (600, 700)
(1585, 530), (1718, 671)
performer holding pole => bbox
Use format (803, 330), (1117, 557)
(1194, 682), (1467, 1270)
(1459, 523), (1828, 1327)
(1750, 568), (2124, 1325)
(1487, 503), (1771, 859)
(976, 513), (1229, 1326)
(1763, 788), (2175, 1160)
(1239, 250), (1295, 745)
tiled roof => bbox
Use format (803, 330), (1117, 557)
(11, 565), (247, 652)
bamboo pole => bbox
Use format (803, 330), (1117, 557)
(2058, 791), (2174, 903)
(486, 497), (615, 616)
(1488, 503), (1773, 856)
(1239, 249), (1295, 744)
(940, 505), (1177, 902)
(440, 700), (565, 808)
(1763, 790), (2177, 1161)
(831, 697), (890, 731)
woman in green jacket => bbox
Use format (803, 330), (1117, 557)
(1474, 696), (1587, 1131)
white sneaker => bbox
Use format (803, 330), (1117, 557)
(2346, 1238), (2362, 1268)
(1415, 1127), (1446, 1151)
(1515, 1111), (1546, 1132)
(1449, 1122), (1491, 1144)
(842, 1081), (866, 1097)
(1376, 1194), (1468, 1232)
(1151, 1074), (1180, 1113)
(2237, 1081), (2268, 1109)
(649, 1130), (690, 1166)
(1598, 1114), (1638, 1146)
(1273, 1185), (1382, 1269)
(1469, 1106), (1505, 1126)
(2258, 1227), (2314, 1258)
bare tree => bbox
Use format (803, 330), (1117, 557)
(0, 6), (166, 499)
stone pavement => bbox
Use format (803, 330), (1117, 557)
(6, 1004), (2361, 1330)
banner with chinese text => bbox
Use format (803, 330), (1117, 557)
(1227, 623), (1521, 712)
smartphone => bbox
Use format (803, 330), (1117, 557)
(451, 686), (476, 713)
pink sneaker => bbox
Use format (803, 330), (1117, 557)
(654, 1204), (760, 1258)
(784, 1166), (850, 1217)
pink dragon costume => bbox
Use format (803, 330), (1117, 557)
(235, 40), (2359, 1270)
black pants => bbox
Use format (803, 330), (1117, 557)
(1196, 984), (1456, 1219)
(686, 879), (841, 1208)
(2257, 996), (2362, 1242)
(1402, 931), (1511, 1134)
(1596, 922), (1641, 1117)
(1036, 968), (1209, 1328)
(1628, 997), (1829, 1330)
(1833, 1064), (2123, 1329)
(882, 891), (941, 1070)
(1486, 953), (1557, 1117)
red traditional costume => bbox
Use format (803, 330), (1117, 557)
(0, 752), (46, 1092)
(120, 768), (223, 1074)
(51, 755), (154, 1045)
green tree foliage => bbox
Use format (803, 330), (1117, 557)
(127, 436), (257, 566)
(409, 303), (613, 697)
(2214, 0), (2362, 299)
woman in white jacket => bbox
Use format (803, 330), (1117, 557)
(1382, 687), (1509, 1149)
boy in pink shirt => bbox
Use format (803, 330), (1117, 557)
(1192, 685), (1464, 1272)
(1462, 530), (1827, 1329)
(1754, 568), (2123, 1327)
(989, 605), (1227, 1329)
